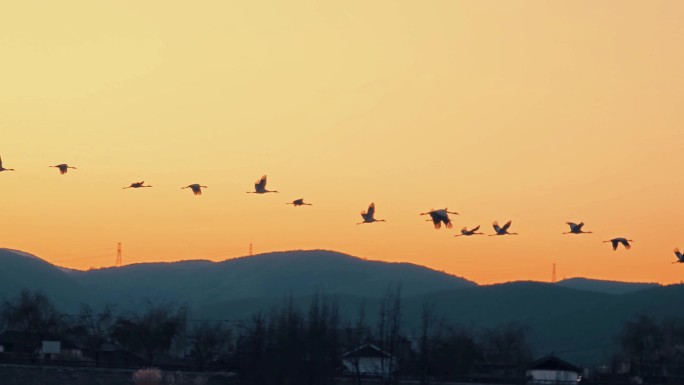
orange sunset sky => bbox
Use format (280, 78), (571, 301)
(2, 1), (683, 284)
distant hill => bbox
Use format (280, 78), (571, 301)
(0, 249), (84, 309)
(0, 248), (476, 309)
(556, 277), (659, 295)
(75, 249), (477, 308)
(0, 248), (681, 365)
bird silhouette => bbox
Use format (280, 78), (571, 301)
(287, 198), (312, 207)
(490, 220), (518, 236)
(673, 248), (684, 263)
(123, 181), (152, 189)
(358, 202), (386, 224)
(454, 225), (484, 237)
(247, 175), (278, 194)
(0, 155), (15, 172)
(420, 208), (459, 229)
(604, 238), (633, 251)
(563, 222), (592, 234)
(182, 184), (207, 196)
(50, 164), (76, 175)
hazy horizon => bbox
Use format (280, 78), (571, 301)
(0, 247), (667, 287)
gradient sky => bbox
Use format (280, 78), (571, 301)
(2, 1), (683, 284)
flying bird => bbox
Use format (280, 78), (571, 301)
(50, 164), (76, 175)
(0, 155), (14, 172)
(454, 225), (484, 237)
(287, 199), (312, 207)
(563, 222), (592, 234)
(358, 202), (385, 224)
(420, 208), (459, 229)
(603, 238), (633, 251)
(247, 175), (278, 194)
(673, 248), (684, 264)
(490, 220), (518, 236)
(182, 184), (207, 196)
(123, 181), (152, 189)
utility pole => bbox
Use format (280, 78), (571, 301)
(551, 263), (556, 283)
(116, 242), (122, 267)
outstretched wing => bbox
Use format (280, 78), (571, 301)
(674, 248), (682, 260)
(620, 239), (631, 249)
(502, 220), (512, 231)
(367, 203), (376, 218)
(492, 221), (501, 232)
(471, 225), (480, 232)
(0, 155), (3, 168)
(611, 239), (619, 251)
(255, 175), (267, 190)
(577, 222), (585, 229)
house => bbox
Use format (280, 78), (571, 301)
(526, 354), (582, 384)
(0, 330), (82, 362)
(342, 343), (396, 378)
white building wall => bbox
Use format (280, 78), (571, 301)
(527, 369), (579, 383)
(343, 357), (393, 376)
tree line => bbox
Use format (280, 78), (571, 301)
(0, 288), (537, 384)
(8, 288), (682, 384)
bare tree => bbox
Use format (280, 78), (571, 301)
(111, 302), (187, 364)
(1, 289), (60, 334)
(418, 301), (437, 385)
(620, 315), (663, 377)
(0, 289), (61, 359)
(76, 303), (116, 366)
(376, 285), (403, 385)
(187, 320), (232, 370)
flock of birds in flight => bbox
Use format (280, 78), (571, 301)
(1, 155), (683, 264)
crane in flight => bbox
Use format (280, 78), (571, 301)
(0, 155), (15, 172)
(123, 181), (152, 189)
(673, 248), (684, 263)
(182, 184), (207, 196)
(604, 238), (633, 251)
(287, 199), (312, 207)
(490, 220), (518, 236)
(420, 208), (459, 229)
(247, 175), (278, 194)
(358, 202), (385, 224)
(50, 164), (77, 175)
(454, 225), (484, 237)
(563, 222), (592, 234)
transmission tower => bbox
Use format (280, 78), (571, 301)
(551, 263), (556, 283)
(116, 242), (122, 267)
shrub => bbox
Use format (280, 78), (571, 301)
(132, 367), (162, 385)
